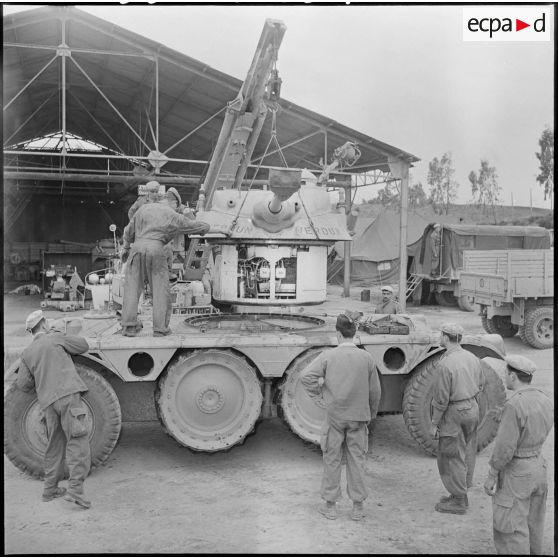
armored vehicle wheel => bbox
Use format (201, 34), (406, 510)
(435, 291), (457, 307)
(402, 353), (506, 456)
(481, 315), (496, 334)
(279, 347), (328, 445)
(156, 350), (263, 452)
(457, 295), (475, 312)
(486, 316), (519, 338)
(523, 307), (553, 349)
(4, 363), (122, 479)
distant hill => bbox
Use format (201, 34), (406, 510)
(355, 203), (552, 228)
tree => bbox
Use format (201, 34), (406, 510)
(367, 181), (428, 208)
(536, 127), (554, 207)
(468, 159), (501, 223)
(427, 153), (458, 215)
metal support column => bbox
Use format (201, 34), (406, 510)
(343, 185), (352, 298)
(389, 157), (410, 312)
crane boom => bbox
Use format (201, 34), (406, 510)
(198, 19), (286, 211)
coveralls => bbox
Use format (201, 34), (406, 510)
(16, 332), (91, 495)
(301, 343), (382, 503)
(431, 345), (483, 498)
(122, 202), (209, 334)
(376, 298), (402, 314)
(489, 387), (553, 555)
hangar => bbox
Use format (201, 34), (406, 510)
(3, 6), (418, 284)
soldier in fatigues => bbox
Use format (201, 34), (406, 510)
(16, 310), (92, 509)
(429, 322), (484, 514)
(375, 286), (402, 314)
(121, 198), (210, 336)
(484, 355), (553, 555)
(301, 313), (382, 521)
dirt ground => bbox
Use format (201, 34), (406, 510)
(3, 287), (554, 555)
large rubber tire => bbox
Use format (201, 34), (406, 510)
(278, 347), (328, 446)
(402, 353), (506, 456)
(487, 316), (519, 338)
(4, 363), (122, 479)
(457, 295), (475, 312)
(435, 291), (458, 307)
(523, 307), (553, 349)
(481, 315), (496, 334)
(156, 350), (263, 452)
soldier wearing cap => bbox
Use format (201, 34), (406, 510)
(429, 322), (484, 514)
(375, 285), (402, 314)
(121, 187), (211, 336)
(16, 310), (92, 509)
(127, 180), (162, 220)
(300, 313), (382, 522)
(484, 355), (553, 555)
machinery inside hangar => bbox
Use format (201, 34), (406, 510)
(3, 6), (418, 293)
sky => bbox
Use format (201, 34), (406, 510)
(3, 4), (554, 208)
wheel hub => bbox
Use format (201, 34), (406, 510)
(196, 385), (225, 414)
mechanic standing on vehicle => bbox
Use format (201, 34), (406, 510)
(301, 313), (381, 521)
(16, 310), (92, 509)
(484, 355), (553, 555)
(121, 195), (210, 336)
(429, 322), (484, 515)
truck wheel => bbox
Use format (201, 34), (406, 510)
(457, 295), (475, 312)
(156, 350), (263, 452)
(402, 353), (506, 456)
(523, 307), (553, 349)
(278, 347), (328, 445)
(481, 315), (496, 334)
(487, 316), (519, 338)
(4, 363), (122, 479)
(435, 291), (457, 307)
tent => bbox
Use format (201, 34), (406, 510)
(416, 224), (551, 281)
(328, 210), (432, 287)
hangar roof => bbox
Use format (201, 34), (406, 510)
(3, 6), (419, 201)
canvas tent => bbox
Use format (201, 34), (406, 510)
(416, 224), (552, 280)
(328, 210), (431, 286)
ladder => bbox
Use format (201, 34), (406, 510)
(405, 273), (424, 300)
(183, 238), (212, 281)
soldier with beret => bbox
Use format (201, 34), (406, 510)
(300, 313), (382, 521)
(429, 322), (484, 514)
(484, 355), (553, 555)
(16, 310), (92, 509)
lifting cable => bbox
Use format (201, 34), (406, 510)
(227, 105), (285, 235)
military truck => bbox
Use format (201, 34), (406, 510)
(4, 19), (507, 479)
(410, 224), (551, 311)
(460, 249), (554, 349)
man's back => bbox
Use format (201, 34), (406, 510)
(125, 202), (209, 245)
(19, 332), (88, 409)
(301, 344), (381, 422)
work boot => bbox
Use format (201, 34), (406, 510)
(64, 489), (91, 509)
(318, 501), (337, 520)
(351, 501), (366, 521)
(439, 494), (469, 508)
(42, 487), (66, 502)
(154, 329), (172, 337)
(435, 495), (467, 515)
(122, 324), (142, 337)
